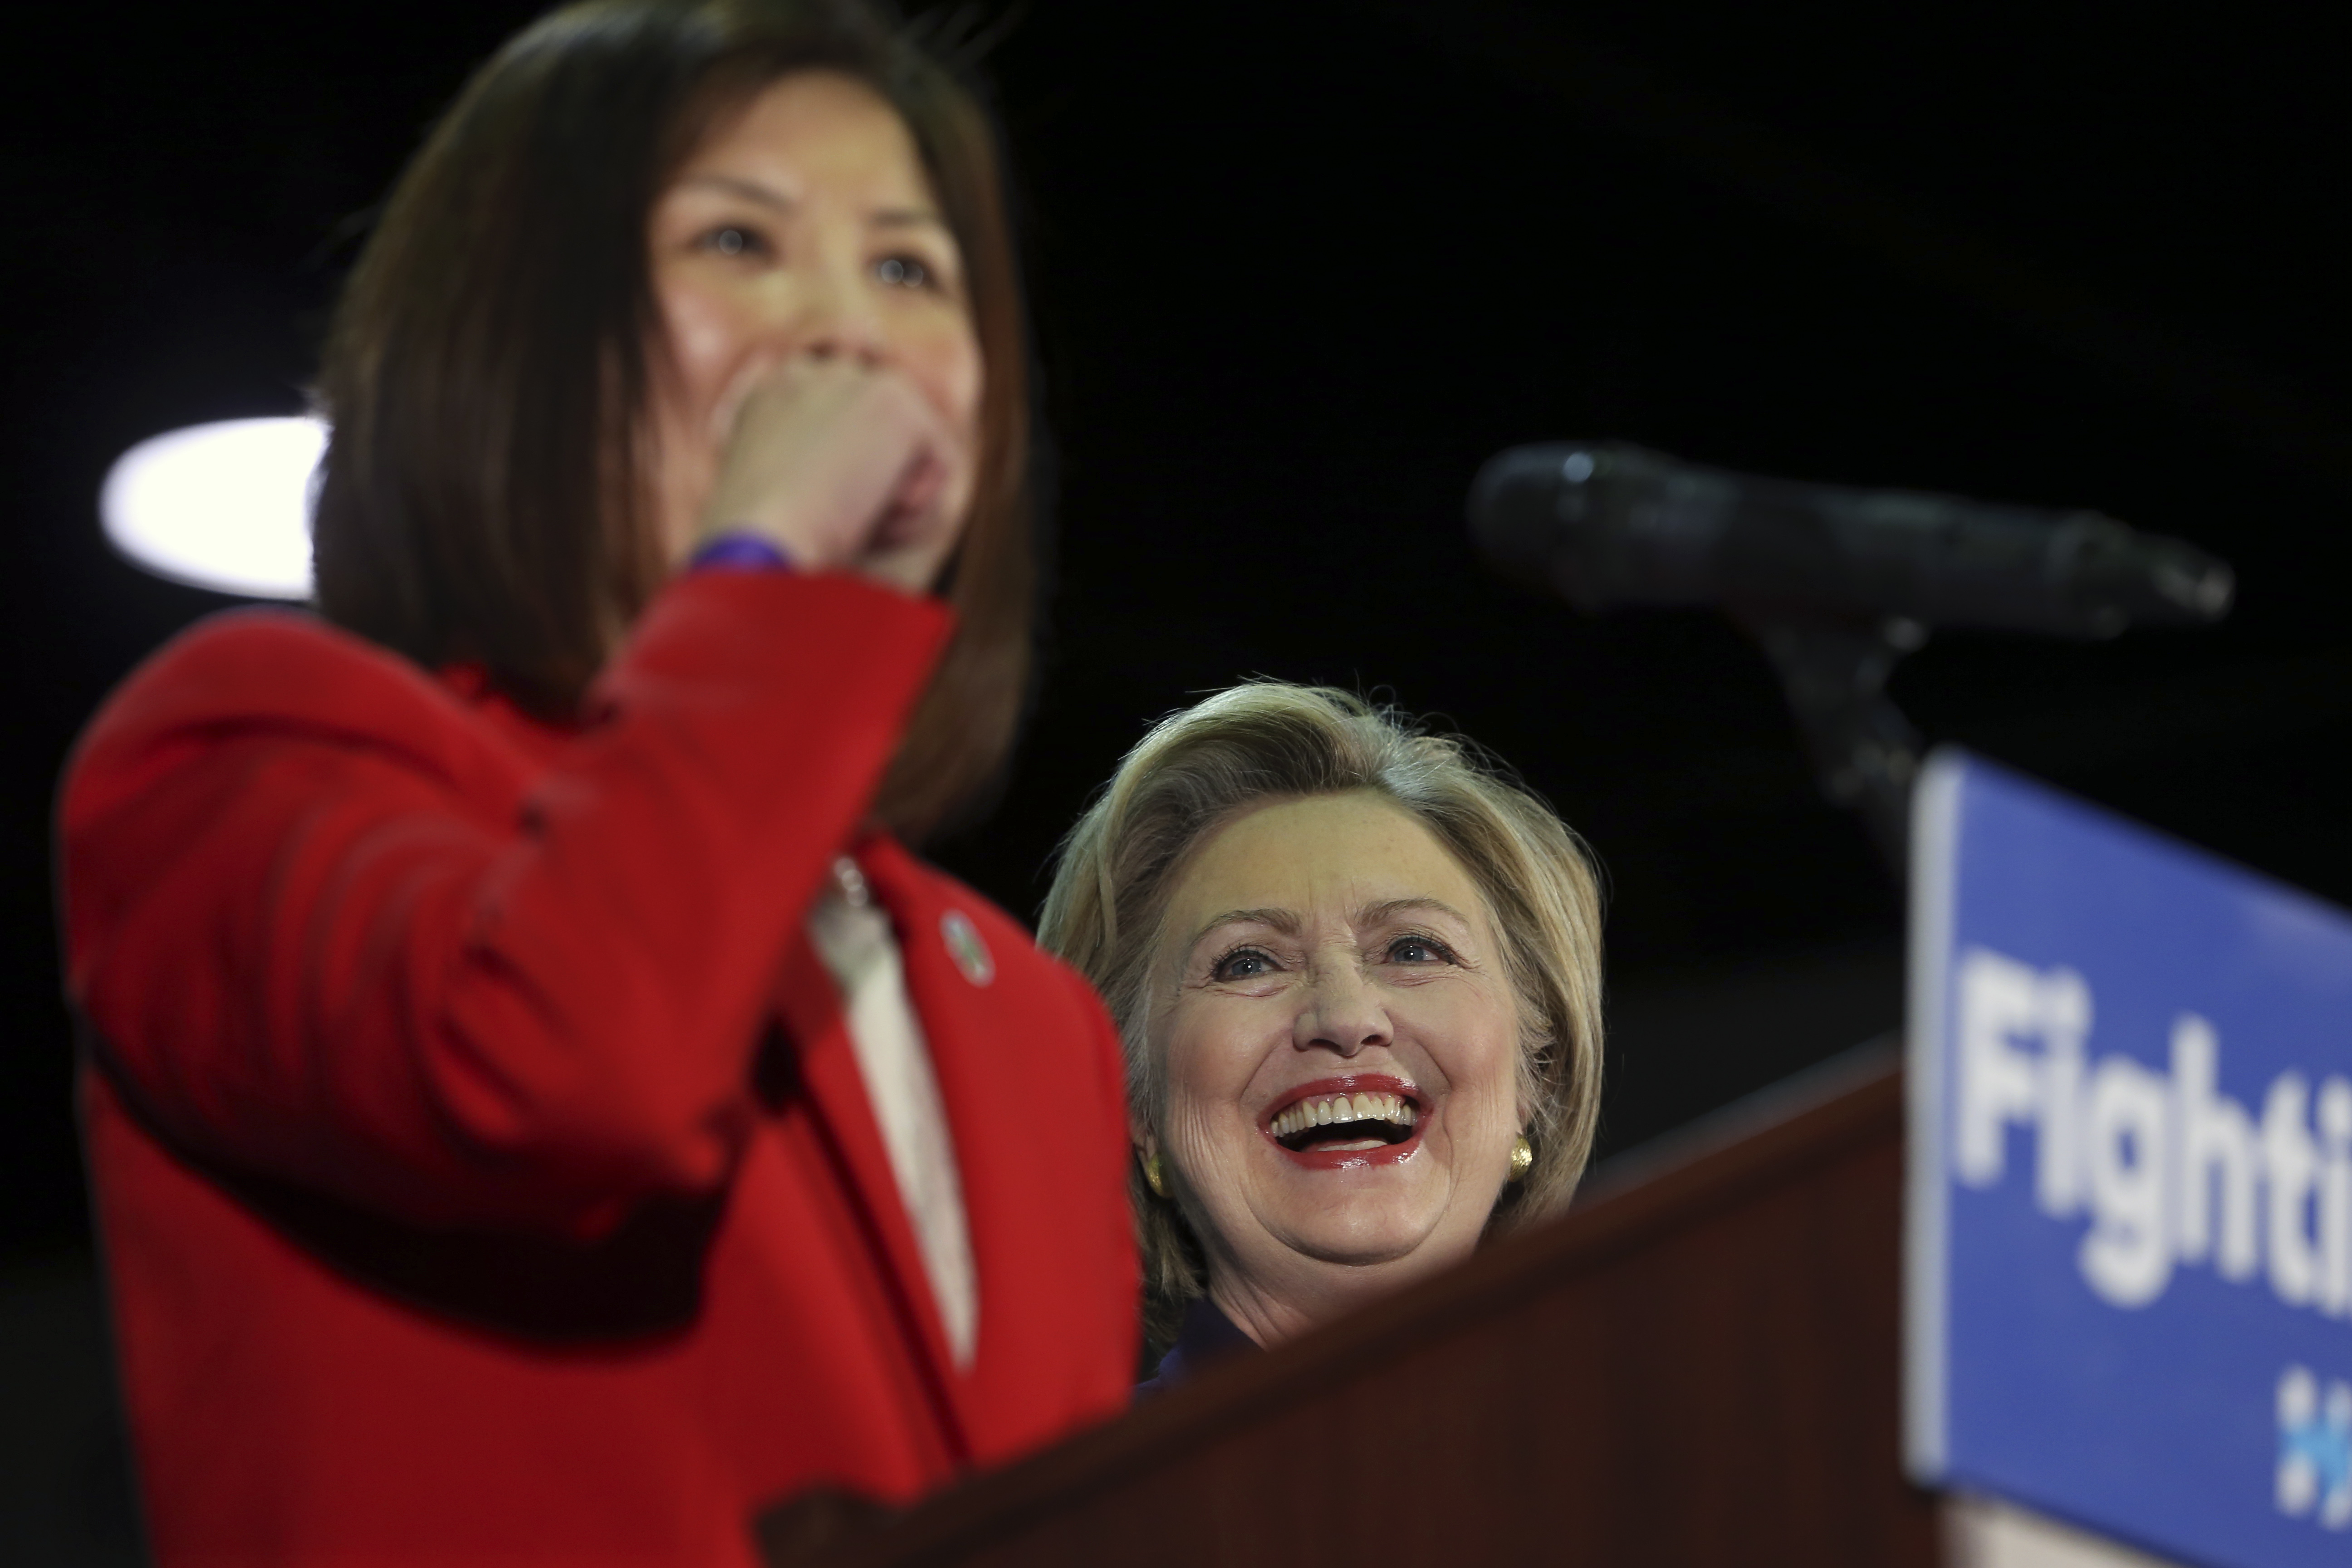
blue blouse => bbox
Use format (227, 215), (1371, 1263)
(1134, 1296), (1259, 1397)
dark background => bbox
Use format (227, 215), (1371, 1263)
(4, 1), (2347, 1557)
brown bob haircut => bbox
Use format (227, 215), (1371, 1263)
(313, 0), (1035, 838)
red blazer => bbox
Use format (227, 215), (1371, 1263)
(59, 572), (1138, 1567)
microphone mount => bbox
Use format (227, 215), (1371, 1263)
(1740, 612), (1926, 880)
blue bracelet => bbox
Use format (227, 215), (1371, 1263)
(687, 531), (796, 573)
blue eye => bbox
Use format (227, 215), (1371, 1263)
(1388, 936), (1453, 965)
(700, 225), (768, 259)
(1212, 949), (1276, 982)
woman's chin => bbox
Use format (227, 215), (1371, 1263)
(1285, 1235), (1437, 1271)
(1259, 1190), (1451, 1271)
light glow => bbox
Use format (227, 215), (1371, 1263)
(100, 416), (325, 599)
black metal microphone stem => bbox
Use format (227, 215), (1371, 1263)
(1739, 614), (1926, 883)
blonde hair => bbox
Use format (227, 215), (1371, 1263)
(1037, 683), (1604, 1347)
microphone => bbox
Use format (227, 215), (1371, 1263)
(1467, 441), (2233, 637)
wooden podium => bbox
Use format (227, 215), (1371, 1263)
(780, 1043), (1943, 1567)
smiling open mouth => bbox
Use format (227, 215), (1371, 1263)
(1264, 1076), (1425, 1166)
(1272, 1090), (1417, 1152)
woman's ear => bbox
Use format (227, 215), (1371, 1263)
(1130, 1119), (1173, 1201)
(1513, 1026), (1552, 1138)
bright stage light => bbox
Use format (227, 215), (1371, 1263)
(100, 416), (325, 600)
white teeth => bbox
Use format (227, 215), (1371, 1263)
(1272, 1092), (1418, 1138)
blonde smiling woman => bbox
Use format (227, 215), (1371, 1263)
(1039, 684), (1605, 1383)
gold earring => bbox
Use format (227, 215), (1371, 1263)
(1142, 1151), (1170, 1199)
(1508, 1134), (1533, 1183)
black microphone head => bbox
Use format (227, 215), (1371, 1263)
(1467, 442), (1573, 600)
(1468, 439), (2235, 636)
(1466, 441), (1698, 610)
(1469, 440), (1745, 612)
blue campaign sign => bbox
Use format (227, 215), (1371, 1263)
(1906, 751), (2352, 1568)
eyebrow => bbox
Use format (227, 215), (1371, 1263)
(676, 173), (794, 211)
(671, 174), (948, 231)
(869, 206), (949, 231)
(1181, 897), (1478, 956)
(1184, 907), (1301, 951)
(1357, 897), (1478, 932)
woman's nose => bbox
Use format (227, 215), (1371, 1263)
(786, 263), (886, 366)
(1292, 965), (1392, 1057)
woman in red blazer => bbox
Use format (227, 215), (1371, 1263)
(58, 3), (1136, 1563)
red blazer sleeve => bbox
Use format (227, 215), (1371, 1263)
(60, 572), (950, 1235)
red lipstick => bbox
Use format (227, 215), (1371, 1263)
(1262, 1073), (1426, 1171)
